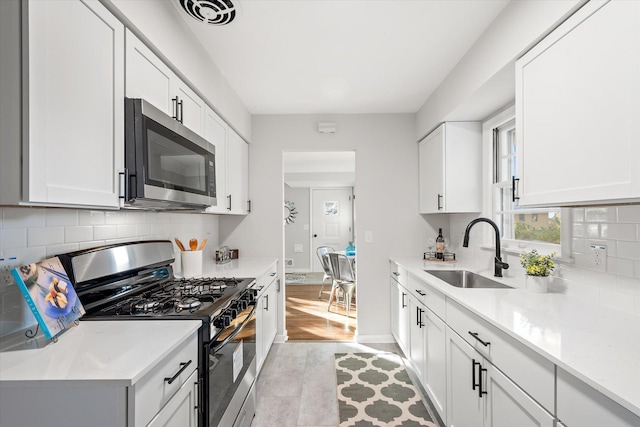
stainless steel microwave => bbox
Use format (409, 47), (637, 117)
(123, 98), (216, 210)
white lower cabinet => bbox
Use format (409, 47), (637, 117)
(557, 368), (640, 427)
(390, 277), (410, 356)
(446, 329), (554, 427)
(256, 265), (278, 372)
(147, 369), (198, 427)
(423, 307), (447, 423)
(409, 294), (426, 380)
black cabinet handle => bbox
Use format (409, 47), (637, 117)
(247, 200), (251, 213)
(392, 272), (400, 277)
(178, 99), (184, 123)
(512, 176), (520, 202)
(472, 359), (481, 391)
(264, 294), (269, 311)
(479, 366), (488, 397)
(172, 97), (179, 121)
(416, 289), (426, 296)
(164, 360), (192, 385)
(118, 168), (129, 200)
(401, 292), (406, 308)
(227, 194), (232, 211)
(468, 331), (490, 347)
(418, 308), (424, 328)
(437, 194), (443, 210)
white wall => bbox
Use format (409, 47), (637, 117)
(0, 208), (219, 336)
(219, 114), (448, 341)
(102, 0), (251, 140)
(416, 0), (583, 139)
(284, 186), (311, 272)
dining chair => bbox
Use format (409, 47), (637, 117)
(316, 246), (335, 298)
(327, 252), (356, 317)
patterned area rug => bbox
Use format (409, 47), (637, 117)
(335, 353), (436, 427)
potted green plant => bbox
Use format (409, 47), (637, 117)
(519, 249), (556, 293)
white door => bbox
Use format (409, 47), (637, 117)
(311, 188), (353, 272)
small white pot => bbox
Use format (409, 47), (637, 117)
(526, 275), (549, 293)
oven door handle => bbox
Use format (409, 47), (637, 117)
(211, 304), (257, 354)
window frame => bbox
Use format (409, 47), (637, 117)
(482, 105), (571, 257)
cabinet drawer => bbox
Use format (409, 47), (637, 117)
(134, 332), (199, 426)
(390, 261), (408, 287)
(447, 300), (554, 412)
(557, 368), (640, 427)
(255, 262), (277, 296)
(408, 273), (445, 320)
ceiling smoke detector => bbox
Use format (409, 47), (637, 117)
(179, 0), (238, 26)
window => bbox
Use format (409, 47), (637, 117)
(489, 112), (563, 253)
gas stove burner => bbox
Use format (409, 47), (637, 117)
(177, 297), (202, 311)
(210, 281), (228, 290)
(134, 300), (160, 312)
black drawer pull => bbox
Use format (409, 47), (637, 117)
(415, 289), (426, 296)
(468, 331), (490, 347)
(392, 272), (400, 276)
(164, 360), (192, 385)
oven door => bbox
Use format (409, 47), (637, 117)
(207, 303), (257, 427)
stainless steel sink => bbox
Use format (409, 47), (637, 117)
(424, 270), (513, 289)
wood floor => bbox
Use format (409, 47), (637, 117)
(286, 284), (356, 341)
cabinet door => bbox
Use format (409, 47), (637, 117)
(147, 369), (198, 427)
(409, 295), (426, 381)
(262, 279), (278, 359)
(419, 124), (445, 213)
(515, 1), (640, 207)
(26, 0), (124, 207)
(204, 106), (228, 213)
(173, 79), (206, 138)
(424, 309), (446, 424)
(391, 280), (410, 355)
(446, 328), (482, 427)
(227, 129), (249, 214)
(484, 362), (554, 427)
(125, 29), (175, 116)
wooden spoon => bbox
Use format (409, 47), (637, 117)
(198, 239), (208, 251)
(174, 238), (186, 251)
(189, 238), (198, 251)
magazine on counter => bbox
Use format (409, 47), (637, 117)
(11, 256), (85, 340)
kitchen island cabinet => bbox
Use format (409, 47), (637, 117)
(515, 0), (640, 207)
(0, 320), (201, 427)
(0, 0), (124, 209)
(255, 264), (278, 372)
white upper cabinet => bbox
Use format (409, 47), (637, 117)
(226, 129), (250, 214)
(419, 122), (482, 214)
(125, 30), (206, 138)
(515, 0), (640, 207)
(204, 106), (228, 213)
(0, 0), (124, 208)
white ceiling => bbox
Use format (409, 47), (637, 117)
(172, 0), (510, 115)
(283, 151), (355, 188)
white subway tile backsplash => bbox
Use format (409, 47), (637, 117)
(27, 227), (64, 247)
(586, 224), (599, 239)
(65, 226), (93, 243)
(105, 211), (127, 225)
(78, 210), (106, 226)
(3, 208), (45, 228)
(45, 209), (78, 227)
(617, 205), (640, 223)
(606, 257), (634, 278)
(136, 223), (155, 237)
(116, 224), (137, 238)
(573, 208), (585, 223)
(600, 223), (637, 241)
(1, 228), (27, 250)
(617, 241), (640, 260)
(46, 243), (80, 257)
(585, 207), (614, 223)
(573, 223), (584, 238)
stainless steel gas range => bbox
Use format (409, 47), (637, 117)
(58, 240), (257, 427)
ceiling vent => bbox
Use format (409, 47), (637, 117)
(178, 0), (238, 26)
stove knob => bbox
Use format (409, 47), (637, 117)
(226, 308), (238, 319)
(239, 300), (248, 310)
(213, 316), (228, 328)
(222, 315), (231, 327)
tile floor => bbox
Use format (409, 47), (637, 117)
(251, 341), (442, 427)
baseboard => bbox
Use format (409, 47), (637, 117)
(274, 333), (288, 344)
(354, 334), (396, 344)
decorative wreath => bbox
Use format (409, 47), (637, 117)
(284, 201), (297, 224)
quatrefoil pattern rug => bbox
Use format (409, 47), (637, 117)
(335, 353), (437, 427)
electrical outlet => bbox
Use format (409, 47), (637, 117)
(0, 255), (20, 287)
(590, 245), (607, 271)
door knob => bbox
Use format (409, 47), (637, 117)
(313, 234), (317, 238)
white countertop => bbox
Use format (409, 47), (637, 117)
(391, 257), (640, 418)
(0, 320), (201, 386)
